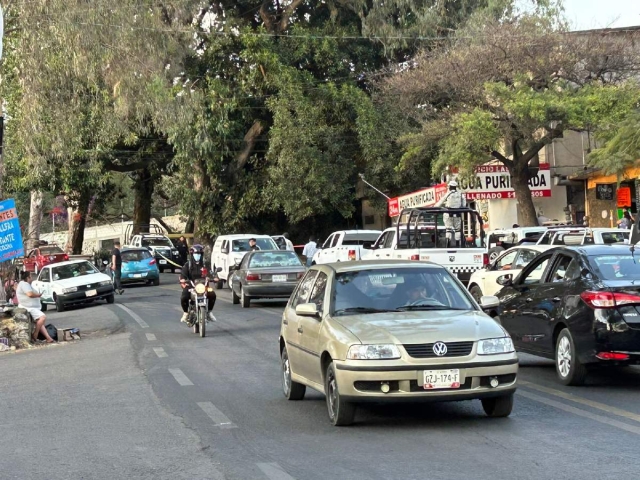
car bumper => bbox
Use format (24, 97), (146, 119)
(56, 286), (115, 304)
(121, 271), (159, 283)
(243, 282), (298, 298)
(580, 316), (640, 365)
(334, 357), (518, 402)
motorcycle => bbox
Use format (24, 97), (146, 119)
(186, 267), (221, 338)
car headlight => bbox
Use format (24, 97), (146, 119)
(62, 287), (77, 294)
(195, 284), (206, 295)
(477, 337), (514, 355)
(347, 344), (401, 360)
(99, 280), (112, 286)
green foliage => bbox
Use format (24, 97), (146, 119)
(590, 110), (640, 176)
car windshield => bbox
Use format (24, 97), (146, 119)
(40, 246), (63, 255)
(232, 238), (278, 251)
(142, 237), (172, 248)
(122, 250), (153, 262)
(332, 267), (475, 315)
(249, 251), (302, 268)
(600, 232), (629, 244)
(590, 255), (640, 280)
(342, 233), (380, 245)
(52, 261), (99, 280)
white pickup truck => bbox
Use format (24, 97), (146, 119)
(363, 207), (488, 284)
(311, 230), (381, 265)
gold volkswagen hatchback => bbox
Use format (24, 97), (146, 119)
(279, 260), (518, 426)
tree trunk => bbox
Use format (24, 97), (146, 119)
(192, 159), (213, 245)
(510, 158), (539, 226)
(132, 167), (154, 235)
(66, 195), (90, 254)
(26, 190), (44, 250)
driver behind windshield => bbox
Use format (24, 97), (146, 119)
(406, 284), (429, 305)
(179, 245), (218, 324)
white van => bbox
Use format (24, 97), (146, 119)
(212, 234), (279, 288)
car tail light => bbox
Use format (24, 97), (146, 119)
(483, 253), (489, 266)
(246, 273), (262, 281)
(596, 352), (630, 361)
(149, 259), (156, 265)
(63, 254), (69, 261)
(410, 254), (420, 261)
(348, 249), (356, 261)
(580, 291), (640, 309)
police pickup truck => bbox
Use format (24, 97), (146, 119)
(126, 233), (181, 273)
(311, 230), (381, 264)
(362, 207), (488, 285)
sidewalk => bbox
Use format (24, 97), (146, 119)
(44, 303), (124, 338)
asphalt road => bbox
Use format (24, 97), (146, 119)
(3, 272), (640, 479)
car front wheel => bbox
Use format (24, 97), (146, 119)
(55, 296), (66, 312)
(281, 346), (305, 400)
(325, 362), (355, 426)
(556, 328), (588, 386)
(481, 394), (514, 417)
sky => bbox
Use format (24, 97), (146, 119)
(562, 0), (640, 30)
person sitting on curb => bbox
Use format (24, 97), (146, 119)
(16, 271), (55, 344)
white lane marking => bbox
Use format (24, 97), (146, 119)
(521, 380), (640, 424)
(215, 295), (283, 316)
(517, 390), (640, 435)
(197, 402), (236, 429)
(116, 304), (149, 328)
(168, 368), (193, 386)
(145, 333), (157, 341)
(257, 463), (296, 480)
(153, 347), (168, 358)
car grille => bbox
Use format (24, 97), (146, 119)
(76, 282), (103, 292)
(403, 341), (474, 358)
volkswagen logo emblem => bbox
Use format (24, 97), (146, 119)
(433, 342), (448, 356)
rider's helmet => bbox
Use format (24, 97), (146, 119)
(190, 244), (204, 263)
(448, 180), (458, 190)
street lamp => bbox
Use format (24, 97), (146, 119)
(358, 173), (390, 200)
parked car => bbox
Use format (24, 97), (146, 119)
(279, 260), (518, 426)
(311, 230), (381, 264)
(229, 250), (305, 307)
(492, 245), (640, 385)
(120, 248), (160, 286)
(23, 243), (69, 273)
(211, 234), (279, 289)
(486, 227), (547, 262)
(32, 260), (115, 312)
(467, 245), (551, 301)
(532, 227), (630, 246)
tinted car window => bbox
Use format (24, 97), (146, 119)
(514, 249), (538, 268)
(40, 246), (64, 255)
(141, 237), (173, 248)
(495, 251), (517, 270)
(249, 251), (302, 268)
(309, 272), (328, 310)
(292, 271), (318, 307)
(122, 250), (152, 262)
(549, 255), (575, 283)
(520, 257), (551, 285)
(601, 232), (629, 244)
(590, 255), (640, 280)
(38, 269), (51, 282)
(231, 238), (278, 251)
(52, 261), (99, 280)
(342, 233), (381, 245)
(332, 267), (474, 315)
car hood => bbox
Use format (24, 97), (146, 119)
(333, 310), (506, 344)
(52, 272), (112, 286)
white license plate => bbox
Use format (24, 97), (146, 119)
(133, 274), (142, 278)
(272, 275), (287, 282)
(422, 369), (460, 389)
(197, 299), (206, 306)
(159, 260), (167, 265)
(85, 289), (97, 297)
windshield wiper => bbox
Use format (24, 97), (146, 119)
(395, 305), (468, 311)
(333, 307), (395, 315)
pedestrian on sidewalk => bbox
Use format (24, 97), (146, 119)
(302, 236), (318, 267)
(111, 241), (124, 295)
(17, 271), (55, 344)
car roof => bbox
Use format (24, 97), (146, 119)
(219, 234), (274, 239)
(339, 230), (382, 234)
(121, 247), (151, 252)
(503, 245), (551, 253)
(546, 245), (637, 256)
(320, 259), (445, 273)
(43, 259), (93, 268)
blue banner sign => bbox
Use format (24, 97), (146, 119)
(0, 198), (24, 261)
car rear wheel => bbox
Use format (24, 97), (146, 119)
(241, 288), (250, 308)
(469, 285), (483, 303)
(481, 393), (514, 417)
(556, 328), (588, 386)
(232, 288), (240, 305)
(152, 277), (160, 286)
(281, 346), (305, 400)
(325, 362), (356, 426)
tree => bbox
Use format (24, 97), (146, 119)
(590, 110), (640, 176)
(381, 11), (640, 225)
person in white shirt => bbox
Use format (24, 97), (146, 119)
(282, 232), (295, 251)
(302, 236), (318, 267)
(17, 271), (55, 343)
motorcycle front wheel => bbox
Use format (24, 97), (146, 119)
(199, 306), (206, 338)
(191, 310), (199, 334)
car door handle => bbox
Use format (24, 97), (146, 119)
(552, 297), (561, 302)
(283, 319), (288, 325)
(526, 298), (533, 302)
(297, 327), (304, 334)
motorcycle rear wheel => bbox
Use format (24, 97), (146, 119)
(199, 306), (207, 338)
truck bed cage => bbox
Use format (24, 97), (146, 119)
(397, 207), (486, 249)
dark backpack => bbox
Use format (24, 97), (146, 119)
(37, 324), (58, 341)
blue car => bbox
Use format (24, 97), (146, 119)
(121, 248), (160, 286)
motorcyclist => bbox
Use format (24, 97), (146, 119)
(435, 180), (467, 247)
(179, 244), (218, 324)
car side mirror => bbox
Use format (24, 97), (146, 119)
(480, 295), (500, 310)
(216, 267), (222, 272)
(496, 274), (513, 286)
(221, 248), (229, 254)
(295, 303), (319, 318)
(103, 260), (109, 265)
